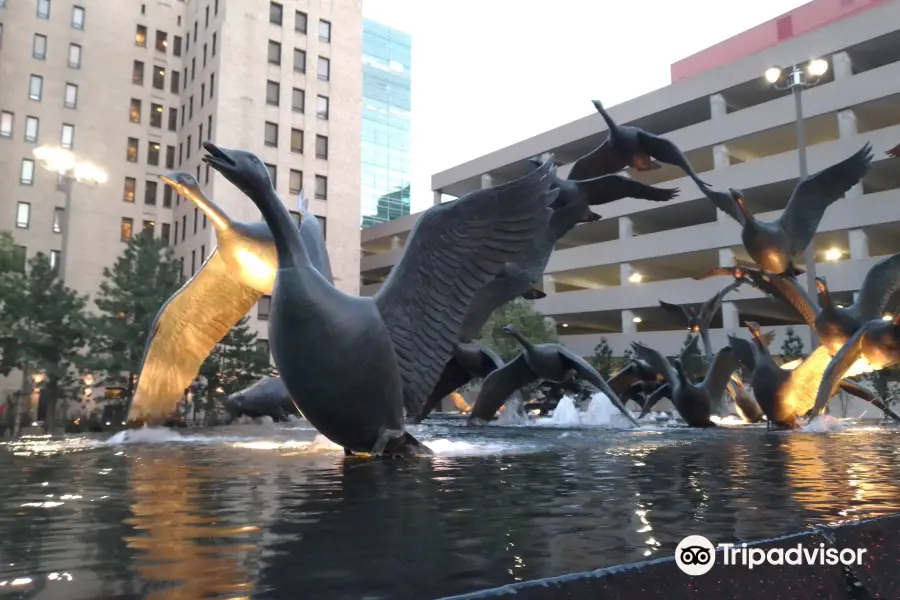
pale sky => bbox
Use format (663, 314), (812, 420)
(362, 0), (809, 213)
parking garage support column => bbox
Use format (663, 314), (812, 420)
(718, 248), (740, 330)
(832, 52), (853, 80)
(620, 262), (635, 285)
(619, 216), (633, 239)
(849, 229), (869, 260)
(542, 275), (555, 296)
(433, 189), (442, 206)
(390, 235), (401, 250)
(710, 93), (728, 119)
(622, 310), (637, 335)
(837, 109), (864, 198)
(713, 144), (730, 170)
(481, 173), (493, 190)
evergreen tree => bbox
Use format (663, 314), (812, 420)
(0, 252), (90, 431)
(198, 316), (273, 421)
(589, 337), (615, 379)
(780, 327), (806, 361)
(477, 298), (558, 362)
(0, 232), (22, 366)
(87, 232), (182, 398)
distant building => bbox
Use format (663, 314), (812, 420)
(360, 19), (411, 227)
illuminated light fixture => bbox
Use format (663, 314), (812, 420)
(764, 67), (782, 83)
(807, 58), (829, 77)
(824, 247), (843, 261)
(632, 316), (642, 323)
(883, 314), (893, 321)
(561, 323), (568, 327)
(628, 272), (643, 284)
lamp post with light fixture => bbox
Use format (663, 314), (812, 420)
(32, 145), (108, 284)
(764, 58), (830, 347)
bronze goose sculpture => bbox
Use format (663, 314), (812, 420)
(204, 143), (567, 456)
(127, 176), (331, 425)
(567, 100), (711, 189)
(887, 142), (900, 159)
(658, 280), (744, 363)
(698, 143), (873, 276)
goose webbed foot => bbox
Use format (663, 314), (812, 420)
(372, 428), (433, 458)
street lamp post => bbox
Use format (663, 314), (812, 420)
(32, 146), (107, 283)
(764, 58), (830, 347)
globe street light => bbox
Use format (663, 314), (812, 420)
(32, 145), (107, 283)
(763, 58), (830, 346)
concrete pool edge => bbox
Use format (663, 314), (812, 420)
(439, 513), (900, 599)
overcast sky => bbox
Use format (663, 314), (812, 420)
(362, 0), (809, 212)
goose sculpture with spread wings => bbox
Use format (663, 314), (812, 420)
(203, 142), (564, 456)
(658, 280), (745, 363)
(470, 325), (639, 427)
(697, 143), (873, 276)
(888, 142), (900, 159)
(127, 175), (332, 425)
(567, 100), (711, 189)
(631, 339), (739, 427)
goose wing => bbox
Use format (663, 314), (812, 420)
(699, 280), (743, 324)
(700, 347), (739, 401)
(811, 330), (867, 416)
(567, 139), (620, 181)
(781, 143), (874, 256)
(575, 174), (679, 205)
(635, 130), (710, 186)
(296, 191), (334, 284)
(630, 341), (677, 387)
(557, 347), (640, 426)
(658, 300), (692, 327)
(128, 250), (264, 423)
(783, 345), (834, 417)
(415, 357), (474, 423)
(765, 275), (820, 328)
(855, 252), (900, 321)
(693, 266), (741, 281)
(639, 383), (671, 418)
(838, 380), (900, 421)
(887, 142), (900, 159)
(375, 159), (557, 416)
(468, 353), (535, 422)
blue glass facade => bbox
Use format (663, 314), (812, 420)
(360, 19), (411, 228)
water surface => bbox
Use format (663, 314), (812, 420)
(1, 417), (899, 599)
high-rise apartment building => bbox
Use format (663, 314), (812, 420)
(0, 0), (363, 399)
(359, 18), (410, 228)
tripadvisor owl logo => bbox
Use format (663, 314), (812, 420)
(675, 535), (716, 576)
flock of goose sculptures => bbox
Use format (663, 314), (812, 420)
(123, 99), (900, 457)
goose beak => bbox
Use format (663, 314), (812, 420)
(202, 141), (236, 170)
(815, 278), (828, 295)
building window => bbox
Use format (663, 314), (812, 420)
(72, 5), (85, 29)
(193, 20), (198, 42)
(11, 246), (26, 273)
(186, 134), (192, 158)
(150, 103), (163, 128)
(292, 88), (305, 113)
(317, 216), (327, 239)
(37, 0), (51, 19)
(161, 222), (171, 245)
(64, 83), (78, 108)
(60, 123), (74, 149)
(200, 244), (206, 263)
(143, 220), (155, 235)
(295, 10), (307, 33)
(207, 114), (213, 138)
(315, 135), (328, 159)
(189, 96), (193, 119)
(265, 164), (277, 186)
(0, 112), (12, 137)
(289, 169), (302, 195)
(181, 215), (186, 240)
(315, 175), (327, 200)
(179, 257), (184, 280)
(293, 48), (306, 72)
(21, 159), (35, 185)
(205, 5), (210, 27)
(163, 185), (173, 207)
(171, 70), (180, 94)
(152, 66), (166, 90)
(264, 122), (278, 147)
(68, 43), (82, 68)
(269, 2), (282, 25)
(123, 177), (136, 202)
(210, 73), (215, 99)
(121, 218), (134, 241)
(258, 295), (271, 320)
(129, 98), (141, 123)
(267, 40), (281, 64)
(165, 145), (175, 169)
(135, 25), (147, 47)
(24, 116), (39, 143)
(174, 221), (179, 244)
(212, 32), (217, 56)
(266, 80), (280, 105)
(317, 95), (329, 119)
(319, 19), (331, 42)
(190, 250), (196, 275)
(290, 128), (303, 153)
(173, 35), (182, 56)
(193, 207), (198, 233)
(148, 142), (160, 166)
(257, 339), (270, 356)
(317, 58), (331, 83)
(155, 30), (167, 52)
(145, 180), (157, 205)
(29, 75), (43, 101)
(126, 137), (139, 162)
(53, 207), (64, 233)
(133, 60), (145, 85)
(191, 57), (195, 81)
(16, 202), (31, 228)
(33, 34), (47, 60)
(50, 250), (60, 271)
(168, 108), (177, 131)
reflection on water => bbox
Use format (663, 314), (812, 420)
(0, 420), (899, 599)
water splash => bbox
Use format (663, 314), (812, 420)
(802, 415), (845, 433)
(495, 396), (528, 426)
(532, 393), (636, 428)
